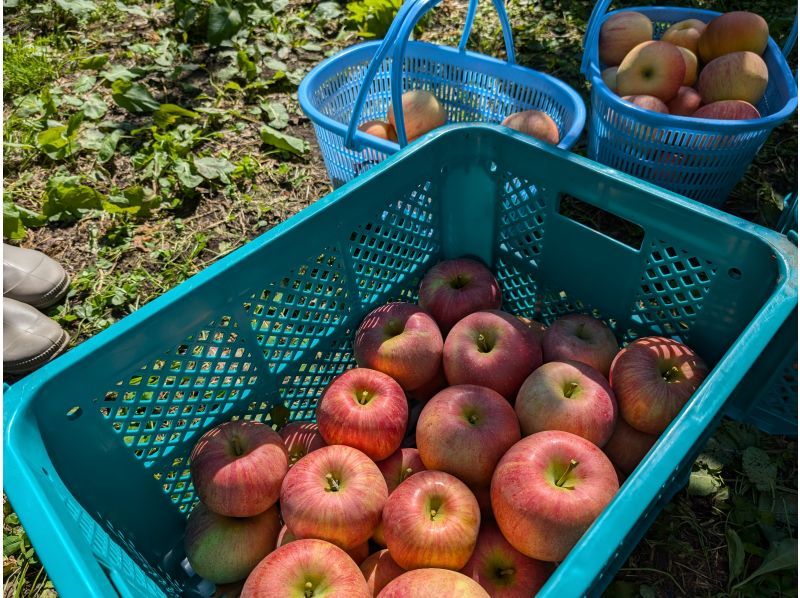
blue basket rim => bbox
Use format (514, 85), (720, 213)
(298, 39), (587, 152)
(584, 5), (799, 132)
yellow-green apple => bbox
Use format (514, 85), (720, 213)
(443, 310), (543, 401)
(241, 539), (370, 598)
(599, 11), (653, 66)
(542, 314), (619, 377)
(609, 336), (708, 434)
(616, 41), (685, 102)
(406, 364), (447, 402)
(418, 258), (502, 334)
(601, 66), (619, 92)
(354, 302), (443, 391)
(460, 521), (554, 597)
(661, 19), (706, 55)
(190, 420), (288, 517)
(277, 525), (369, 564)
(621, 94), (669, 113)
(515, 360), (617, 447)
(602, 417), (659, 476)
(360, 550), (407, 595)
(279, 421), (326, 466)
(359, 119), (397, 142)
(372, 447), (427, 545)
(279, 444), (388, 549)
(387, 90), (447, 142)
(185, 503), (280, 584)
(667, 86), (702, 116)
(491, 430), (619, 562)
(378, 569), (490, 598)
(677, 47), (698, 85)
(501, 110), (560, 145)
(383, 470), (480, 570)
(693, 99), (761, 120)
(416, 385), (521, 487)
(698, 11), (769, 63)
(316, 368), (408, 461)
(697, 51), (768, 105)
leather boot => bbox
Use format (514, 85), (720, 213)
(3, 298), (69, 375)
(4, 244), (70, 309)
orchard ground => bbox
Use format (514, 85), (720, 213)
(3, 0), (797, 596)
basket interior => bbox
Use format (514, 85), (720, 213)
(11, 128), (789, 597)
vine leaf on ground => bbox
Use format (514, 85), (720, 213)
(260, 125), (308, 155)
(111, 80), (159, 113)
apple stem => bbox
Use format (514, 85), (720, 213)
(477, 334), (490, 353)
(304, 581), (314, 597)
(468, 413), (478, 425)
(231, 435), (244, 457)
(564, 382), (579, 398)
(358, 390), (370, 405)
(556, 460), (579, 487)
(325, 473), (340, 492)
(400, 467), (413, 482)
(499, 568), (516, 577)
(429, 508), (437, 520)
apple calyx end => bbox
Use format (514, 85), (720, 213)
(498, 567), (516, 577)
(231, 435), (245, 457)
(555, 459), (579, 488)
(449, 274), (470, 290)
(662, 365), (681, 383)
(429, 508), (438, 520)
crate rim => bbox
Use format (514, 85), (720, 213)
(4, 123), (798, 597)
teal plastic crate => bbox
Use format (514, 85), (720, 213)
(4, 125), (797, 598)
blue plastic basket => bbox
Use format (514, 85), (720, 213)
(581, 2), (798, 208)
(3, 125), (797, 597)
(299, 0), (586, 187)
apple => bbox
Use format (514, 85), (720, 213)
(443, 310), (543, 401)
(354, 302), (443, 391)
(460, 521), (554, 597)
(661, 18), (706, 55)
(241, 538), (370, 598)
(277, 525), (369, 564)
(360, 550), (407, 595)
(601, 66), (619, 92)
(501, 110), (560, 145)
(316, 368), (408, 461)
(376, 447), (427, 493)
(516, 316), (547, 346)
(470, 484), (493, 521)
(609, 336), (709, 434)
(515, 360), (617, 447)
(599, 11), (653, 66)
(185, 502), (280, 584)
(418, 258), (502, 334)
(359, 120), (397, 142)
(621, 94), (669, 113)
(279, 421), (326, 466)
(491, 430), (619, 562)
(677, 47), (698, 86)
(416, 385), (521, 487)
(697, 51), (768, 106)
(406, 364), (448, 402)
(377, 569), (490, 598)
(383, 470), (481, 570)
(212, 580), (245, 598)
(603, 417), (659, 476)
(280, 444), (388, 549)
(387, 90), (447, 142)
(698, 11), (769, 63)
(542, 314), (619, 377)
(190, 420), (288, 518)
(692, 99), (761, 120)
(616, 41), (685, 102)
(667, 86), (702, 116)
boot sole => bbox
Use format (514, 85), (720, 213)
(4, 329), (70, 375)
(26, 271), (71, 310)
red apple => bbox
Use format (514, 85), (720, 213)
(316, 368), (408, 461)
(376, 447), (427, 493)
(515, 360), (617, 447)
(542, 314), (619, 377)
(469, 485), (493, 523)
(621, 94), (669, 113)
(359, 120), (397, 142)
(360, 550), (407, 595)
(599, 11), (654, 66)
(697, 51), (768, 106)
(491, 430), (619, 562)
(280, 445), (388, 549)
(667, 86), (702, 116)
(241, 539), (370, 598)
(443, 310), (543, 401)
(383, 470), (481, 570)
(354, 302), (443, 391)
(616, 41), (685, 102)
(185, 503), (280, 584)
(418, 258), (502, 334)
(416, 385), (521, 487)
(378, 569), (490, 598)
(516, 316), (547, 348)
(692, 99), (761, 120)
(279, 421), (326, 466)
(460, 521), (554, 597)
(190, 420), (288, 517)
(601, 66), (619, 92)
(501, 110), (560, 145)
(603, 417), (659, 476)
(661, 18), (706, 55)
(677, 46), (698, 86)
(698, 11), (769, 63)
(609, 336), (709, 434)
(387, 90), (447, 142)
(277, 525), (369, 564)
(405, 364), (448, 402)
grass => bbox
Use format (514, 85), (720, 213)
(2, 0), (797, 595)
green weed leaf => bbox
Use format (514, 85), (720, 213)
(42, 176), (106, 222)
(207, 2), (243, 45)
(36, 118), (82, 160)
(100, 65), (139, 83)
(313, 1), (343, 21)
(103, 186), (160, 217)
(732, 539), (797, 590)
(193, 156), (235, 182)
(98, 129), (124, 163)
(688, 469), (721, 497)
(236, 50), (258, 81)
(261, 101), (288, 129)
(111, 80), (159, 113)
(742, 447), (777, 491)
(174, 160), (204, 189)
(727, 528), (746, 582)
(79, 53), (109, 70)
(54, 0), (96, 18)
(82, 94), (107, 119)
(153, 104), (200, 129)
(260, 125), (308, 155)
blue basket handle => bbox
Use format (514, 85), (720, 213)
(580, 0), (613, 77)
(344, 0), (516, 150)
(783, 15), (797, 58)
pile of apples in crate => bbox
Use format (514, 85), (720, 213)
(600, 10), (771, 119)
(184, 258), (710, 597)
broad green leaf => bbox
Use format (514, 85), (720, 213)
(727, 528), (746, 582)
(732, 539), (797, 590)
(79, 127), (106, 151)
(100, 65), (138, 82)
(114, 1), (148, 17)
(742, 446), (777, 491)
(265, 58), (287, 71)
(79, 53), (109, 70)
(313, 2), (342, 21)
(236, 50), (258, 81)
(261, 101), (288, 129)
(3, 201), (25, 241)
(688, 469), (720, 497)
(638, 586), (656, 598)
(103, 186), (159, 217)
(3, 533), (24, 556)
(36, 124), (81, 160)
(98, 129), (124, 163)
(153, 104), (200, 129)
(207, 3), (243, 45)
(81, 94), (108, 119)
(271, 0), (288, 12)
(111, 80), (159, 113)
(260, 125), (308, 156)
(72, 74), (97, 93)
(174, 160), (204, 189)
(42, 176), (106, 222)
(54, 0), (96, 17)
(193, 156), (235, 182)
